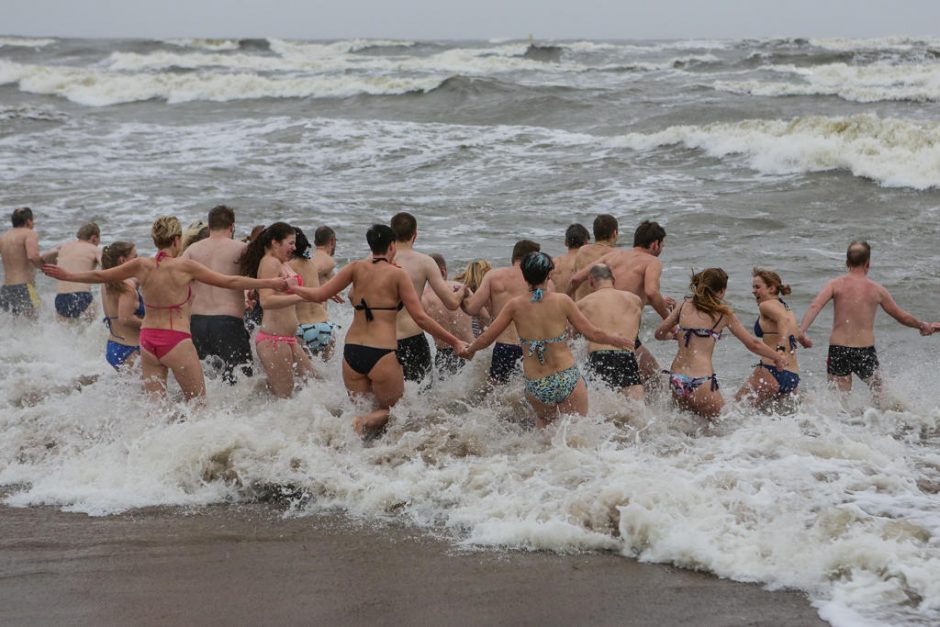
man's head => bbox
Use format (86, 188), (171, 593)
(314, 225), (336, 255)
(207, 205), (235, 233)
(367, 224), (396, 256)
(390, 212), (417, 243)
(587, 263), (614, 290)
(77, 222), (100, 245)
(511, 239), (540, 264)
(11, 207), (33, 228)
(564, 223), (590, 250)
(430, 253), (447, 280)
(846, 240), (871, 269)
(633, 220), (666, 256)
(593, 214), (618, 243)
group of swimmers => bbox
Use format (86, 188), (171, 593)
(2, 206), (937, 435)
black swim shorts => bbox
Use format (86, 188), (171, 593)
(397, 332), (432, 383)
(490, 342), (523, 383)
(588, 350), (642, 389)
(190, 314), (254, 383)
(0, 283), (40, 316)
(827, 344), (879, 380)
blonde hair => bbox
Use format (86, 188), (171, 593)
(151, 216), (182, 250)
(455, 259), (492, 291)
(690, 268), (732, 321)
(752, 267), (791, 296)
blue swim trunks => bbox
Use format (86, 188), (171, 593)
(55, 291), (93, 318)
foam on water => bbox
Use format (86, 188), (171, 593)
(610, 114), (940, 190)
(1, 299), (939, 627)
(0, 36), (57, 48)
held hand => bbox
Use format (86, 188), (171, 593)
(41, 263), (68, 280)
(664, 296), (677, 311)
(773, 354), (788, 370)
(918, 322), (934, 337)
(614, 334), (633, 350)
(330, 294), (345, 304)
(454, 341), (473, 360)
(798, 333), (813, 349)
(932, 322), (940, 334)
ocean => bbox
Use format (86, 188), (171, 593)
(1, 35), (939, 625)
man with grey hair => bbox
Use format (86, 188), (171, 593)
(800, 240), (933, 396)
(576, 264), (645, 401)
(44, 222), (101, 321)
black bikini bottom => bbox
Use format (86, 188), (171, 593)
(344, 343), (396, 375)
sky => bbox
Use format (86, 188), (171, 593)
(4, 0), (940, 41)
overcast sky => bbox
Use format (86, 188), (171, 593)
(5, 0), (940, 41)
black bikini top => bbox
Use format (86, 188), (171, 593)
(354, 257), (404, 321)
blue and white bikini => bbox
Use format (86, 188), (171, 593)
(519, 288), (583, 405)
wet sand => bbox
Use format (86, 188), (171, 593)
(0, 504), (826, 626)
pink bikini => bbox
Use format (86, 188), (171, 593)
(139, 251), (194, 359)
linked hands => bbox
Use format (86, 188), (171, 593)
(798, 332), (813, 348)
(454, 341), (473, 360)
(918, 321), (935, 336)
(41, 263), (69, 281)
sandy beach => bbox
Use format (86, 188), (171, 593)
(0, 503), (825, 626)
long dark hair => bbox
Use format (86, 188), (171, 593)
(292, 227), (312, 260)
(239, 222), (294, 277)
(101, 241), (135, 294)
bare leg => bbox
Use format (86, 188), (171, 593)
(828, 373), (853, 393)
(676, 387), (725, 420)
(636, 345), (660, 382)
(623, 384), (645, 402)
(160, 339), (206, 404)
(863, 370), (884, 406)
(736, 367), (780, 406)
(141, 349), (169, 400)
(527, 377), (588, 428)
(343, 354), (403, 436)
(256, 339), (295, 399)
(291, 343), (317, 381)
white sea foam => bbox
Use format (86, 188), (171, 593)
(162, 38), (241, 51)
(715, 61), (940, 103)
(610, 114), (940, 190)
(0, 36), (56, 48)
(809, 36), (940, 52)
(1, 304), (939, 627)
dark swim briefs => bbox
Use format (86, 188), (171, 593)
(490, 342), (523, 383)
(827, 345), (879, 380)
(397, 333), (432, 383)
(588, 350), (642, 389)
(54, 291), (93, 318)
(0, 283), (40, 316)
(434, 346), (466, 379)
(190, 314), (254, 383)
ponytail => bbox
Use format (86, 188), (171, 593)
(689, 268), (732, 321)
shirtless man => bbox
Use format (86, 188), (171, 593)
(180, 205), (253, 383)
(0, 207), (43, 318)
(551, 223), (590, 296)
(569, 220), (674, 380)
(45, 222), (101, 321)
(571, 214), (618, 301)
(464, 239), (541, 383)
(390, 212), (466, 383)
(297, 225), (341, 358)
(576, 264), (645, 401)
(422, 254), (475, 379)
(800, 241), (933, 396)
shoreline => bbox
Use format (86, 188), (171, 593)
(0, 503), (827, 626)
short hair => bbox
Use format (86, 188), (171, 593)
(588, 263), (613, 282)
(151, 216), (182, 249)
(593, 214), (618, 241)
(430, 253), (446, 272)
(846, 241), (871, 268)
(314, 225), (336, 246)
(367, 224), (395, 254)
(565, 224), (590, 249)
(390, 212), (417, 242)
(511, 239), (540, 263)
(521, 251), (555, 287)
(11, 207), (33, 227)
(633, 220), (666, 248)
(207, 205), (235, 230)
(77, 222), (100, 241)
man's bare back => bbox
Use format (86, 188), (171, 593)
(571, 243), (614, 300)
(551, 251), (578, 296)
(181, 235), (247, 318)
(464, 264), (529, 346)
(422, 280), (475, 347)
(305, 246), (337, 324)
(394, 247), (464, 339)
(53, 240), (99, 294)
(0, 227), (41, 286)
(577, 286), (643, 352)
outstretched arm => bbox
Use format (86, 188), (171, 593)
(463, 273), (491, 316)
(727, 314), (788, 368)
(654, 302), (682, 340)
(426, 259), (465, 310)
(117, 285), (143, 329)
(800, 281), (833, 335)
(25, 231), (43, 269)
(292, 262), (355, 303)
(399, 272), (464, 350)
(466, 300), (516, 355)
(183, 259), (289, 294)
(42, 258), (143, 284)
(564, 296), (633, 349)
(644, 259), (672, 319)
(879, 285), (932, 335)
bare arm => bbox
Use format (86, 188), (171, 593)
(292, 262), (355, 303)
(182, 259), (288, 294)
(644, 259), (671, 319)
(466, 299), (517, 354)
(116, 285), (143, 329)
(727, 314), (788, 368)
(42, 258), (143, 284)
(252, 257), (304, 310)
(654, 302), (682, 340)
(564, 296), (633, 348)
(463, 273), (492, 316)
(800, 281), (834, 335)
(567, 264), (591, 297)
(426, 259), (465, 309)
(399, 272), (463, 349)
(879, 285), (931, 334)
(25, 231), (42, 268)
